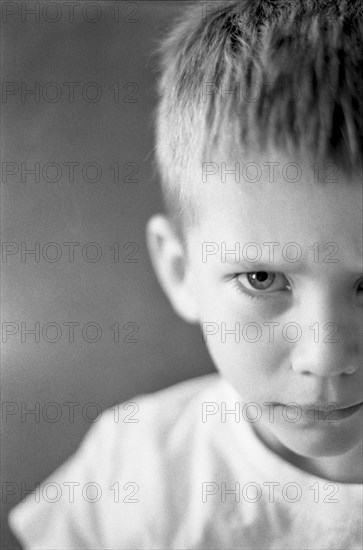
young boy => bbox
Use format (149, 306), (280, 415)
(9, 0), (362, 548)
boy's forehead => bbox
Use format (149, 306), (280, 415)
(193, 148), (362, 259)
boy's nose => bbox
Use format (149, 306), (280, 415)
(290, 299), (362, 377)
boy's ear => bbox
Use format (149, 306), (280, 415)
(146, 214), (199, 324)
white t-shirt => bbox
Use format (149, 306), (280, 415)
(9, 373), (363, 549)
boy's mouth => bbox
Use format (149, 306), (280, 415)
(273, 401), (363, 422)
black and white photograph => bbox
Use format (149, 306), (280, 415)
(1, 1), (363, 548)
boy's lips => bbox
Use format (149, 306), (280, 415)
(272, 400), (363, 422)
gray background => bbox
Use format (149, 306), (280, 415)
(1, 2), (214, 548)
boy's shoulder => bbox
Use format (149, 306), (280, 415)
(126, 371), (221, 418)
(9, 373), (241, 549)
(29, 372), (229, 488)
(108, 372), (220, 422)
(97, 371), (221, 432)
(93, 372), (225, 456)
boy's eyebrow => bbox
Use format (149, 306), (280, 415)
(221, 258), (305, 271)
(202, 243), (313, 270)
(219, 257), (363, 274)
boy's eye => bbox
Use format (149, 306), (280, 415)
(245, 272), (276, 290)
(234, 271), (291, 298)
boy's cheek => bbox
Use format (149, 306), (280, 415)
(204, 327), (287, 399)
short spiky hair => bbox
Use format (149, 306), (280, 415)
(155, 0), (363, 231)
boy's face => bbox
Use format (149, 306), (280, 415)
(184, 149), (363, 465)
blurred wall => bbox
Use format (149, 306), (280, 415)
(1, 2), (214, 548)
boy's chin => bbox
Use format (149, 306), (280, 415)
(280, 428), (362, 459)
(254, 419), (362, 461)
